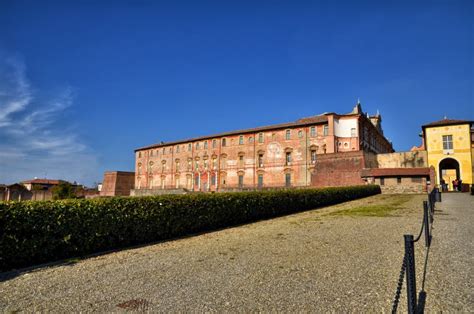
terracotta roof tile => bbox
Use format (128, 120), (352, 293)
(20, 179), (67, 185)
(422, 118), (473, 128)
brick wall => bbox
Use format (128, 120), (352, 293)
(100, 171), (135, 196)
(135, 107), (394, 192)
(311, 151), (367, 187)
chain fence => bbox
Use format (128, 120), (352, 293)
(391, 188), (441, 314)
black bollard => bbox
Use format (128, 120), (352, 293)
(404, 234), (417, 314)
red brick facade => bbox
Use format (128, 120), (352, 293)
(311, 151), (368, 187)
(134, 104), (393, 192)
(100, 171), (135, 196)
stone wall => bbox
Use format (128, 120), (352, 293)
(376, 151), (428, 168)
(374, 177), (427, 194)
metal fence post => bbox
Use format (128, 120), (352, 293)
(404, 234), (417, 314)
(423, 201), (430, 247)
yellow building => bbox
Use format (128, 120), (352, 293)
(422, 119), (474, 190)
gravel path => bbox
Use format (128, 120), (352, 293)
(0, 193), (471, 312)
(423, 193), (474, 312)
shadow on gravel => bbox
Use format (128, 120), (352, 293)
(0, 258), (81, 283)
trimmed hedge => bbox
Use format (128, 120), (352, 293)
(0, 185), (380, 272)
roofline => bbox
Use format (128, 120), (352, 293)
(20, 179), (67, 184)
(421, 120), (474, 130)
(104, 171), (135, 175)
(134, 116), (332, 152)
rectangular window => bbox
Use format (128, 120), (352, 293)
(351, 128), (357, 137)
(204, 141), (208, 149)
(397, 177), (402, 184)
(323, 125), (329, 136)
(211, 174), (216, 186)
(176, 146), (179, 153)
(258, 174), (263, 188)
(196, 142), (200, 150)
(442, 135), (453, 150)
(212, 139), (217, 148)
(239, 135), (244, 145)
(258, 133), (264, 143)
(258, 154), (264, 167)
(222, 138), (227, 147)
(188, 143), (192, 152)
(285, 173), (291, 187)
(380, 177), (385, 186)
(238, 175), (244, 188)
(311, 150), (317, 163)
(286, 152), (292, 165)
(195, 174), (200, 187)
(310, 126), (316, 137)
(298, 130), (303, 138)
(285, 130), (291, 140)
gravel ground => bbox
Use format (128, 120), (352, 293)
(423, 193), (474, 312)
(0, 193), (471, 312)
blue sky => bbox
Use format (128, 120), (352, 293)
(0, 0), (473, 186)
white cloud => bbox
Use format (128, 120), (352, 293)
(0, 58), (31, 127)
(0, 56), (99, 186)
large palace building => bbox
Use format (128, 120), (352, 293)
(133, 102), (394, 193)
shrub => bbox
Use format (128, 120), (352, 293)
(0, 185), (380, 272)
(50, 182), (76, 200)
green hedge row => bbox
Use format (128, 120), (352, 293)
(0, 185), (380, 272)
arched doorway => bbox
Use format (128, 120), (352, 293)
(439, 158), (460, 191)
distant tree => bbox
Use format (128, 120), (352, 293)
(51, 182), (76, 200)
